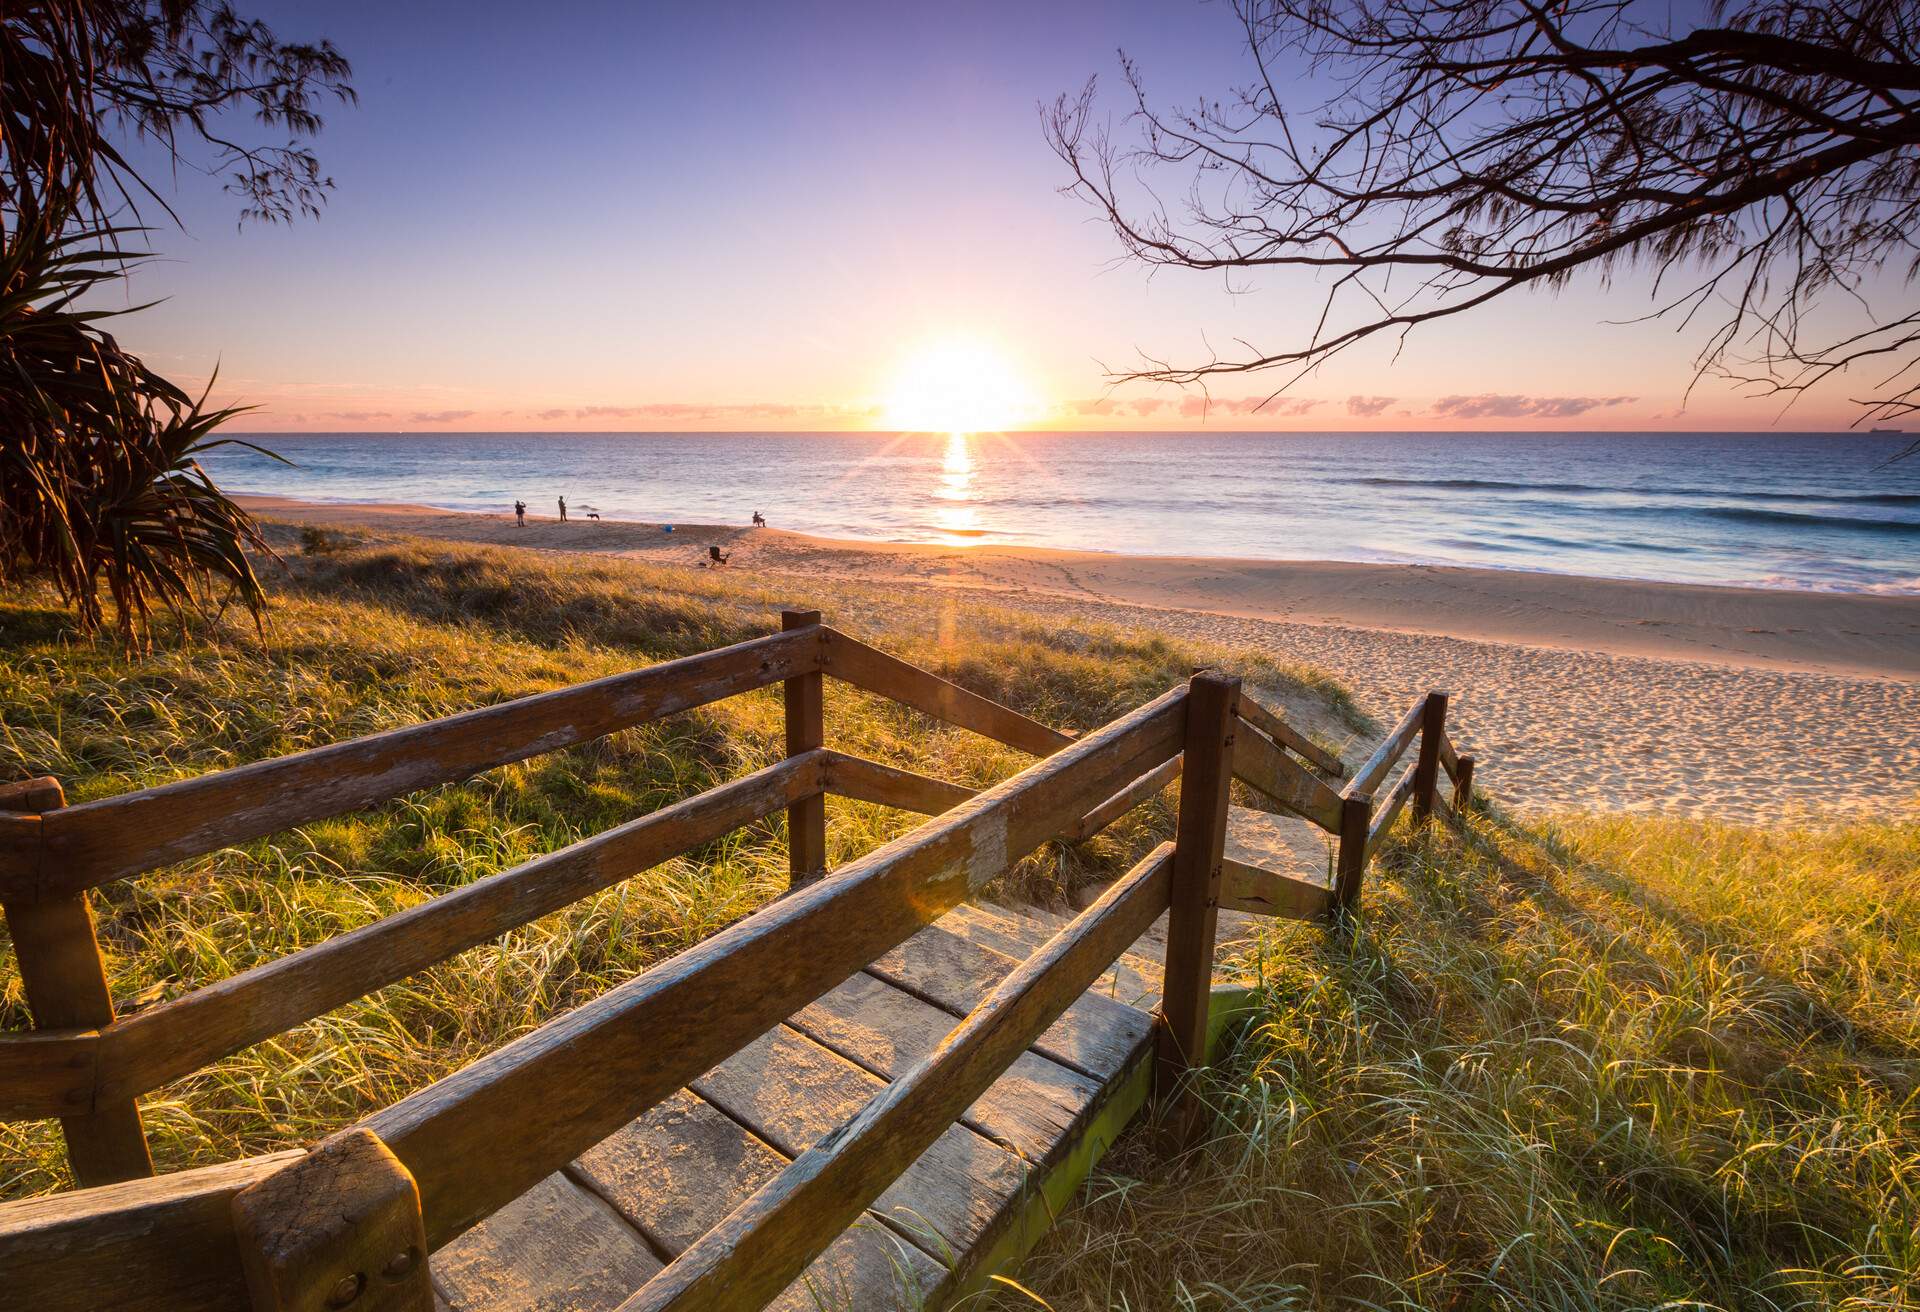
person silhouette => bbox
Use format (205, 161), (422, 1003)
(751, 511), (766, 527)
(557, 496), (568, 522)
(514, 500), (526, 527)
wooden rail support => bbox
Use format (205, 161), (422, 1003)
(232, 1129), (432, 1312)
(1412, 692), (1449, 824)
(1454, 754), (1475, 815)
(1334, 793), (1371, 912)
(0, 778), (152, 1187)
(783, 610), (827, 888)
(1156, 670), (1238, 1110)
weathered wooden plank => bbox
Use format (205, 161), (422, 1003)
(100, 754), (825, 1108)
(937, 902), (1165, 1012)
(573, 1089), (942, 1312)
(1231, 723), (1343, 834)
(8, 628), (817, 900)
(1159, 673), (1238, 1103)
(782, 612), (827, 888)
(865, 924), (1153, 1081)
(361, 686), (1185, 1251)
(789, 969), (1100, 1160)
(432, 1172), (663, 1312)
(1454, 755), (1476, 813)
(1220, 860), (1334, 920)
(0, 1150), (303, 1312)
(1064, 755), (1181, 842)
(822, 628), (1072, 758)
(1235, 693), (1345, 779)
(822, 751), (974, 816)
(1367, 759), (1419, 858)
(1438, 729), (1461, 782)
(1347, 696), (1426, 800)
(1, 776), (152, 1183)
(0, 1027), (99, 1120)
(620, 844), (1173, 1312)
(690, 1024), (1025, 1257)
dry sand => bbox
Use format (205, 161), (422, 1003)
(243, 497), (1920, 824)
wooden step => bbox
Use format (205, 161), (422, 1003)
(430, 916), (1159, 1311)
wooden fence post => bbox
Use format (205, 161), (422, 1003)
(232, 1128), (433, 1312)
(1156, 670), (1239, 1107)
(782, 610), (827, 888)
(1411, 691), (1449, 824)
(1333, 793), (1371, 912)
(1454, 755), (1475, 815)
(0, 777), (154, 1186)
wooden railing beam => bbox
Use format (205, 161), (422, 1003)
(2, 629), (819, 902)
(821, 628), (1072, 759)
(1235, 693), (1345, 779)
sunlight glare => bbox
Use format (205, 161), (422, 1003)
(883, 338), (1039, 433)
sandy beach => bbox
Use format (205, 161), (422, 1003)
(243, 496), (1920, 823)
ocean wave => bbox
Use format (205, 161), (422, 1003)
(1347, 475), (1920, 508)
(1701, 506), (1920, 534)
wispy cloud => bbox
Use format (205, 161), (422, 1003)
(1347, 394), (1397, 417)
(1430, 394), (1636, 420)
(409, 409), (477, 424)
(1178, 395), (1322, 419)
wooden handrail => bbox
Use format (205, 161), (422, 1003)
(1235, 693), (1344, 779)
(54, 754), (819, 1116)
(619, 843), (1174, 1312)
(356, 686), (1185, 1250)
(822, 751), (975, 816)
(1438, 729), (1461, 781)
(1366, 760), (1419, 858)
(1063, 756), (1181, 842)
(0, 629), (820, 902)
(828, 749), (1181, 845)
(822, 627), (1073, 758)
(0, 1150), (304, 1312)
(1345, 695), (1428, 800)
(1232, 723), (1344, 835)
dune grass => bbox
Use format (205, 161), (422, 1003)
(0, 529), (1345, 1199)
(995, 807), (1920, 1311)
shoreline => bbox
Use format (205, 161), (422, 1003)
(240, 495), (1920, 682)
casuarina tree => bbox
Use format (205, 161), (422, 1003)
(1049, 0), (1920, 438)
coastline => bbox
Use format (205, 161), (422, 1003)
(239, 495), (1920, 682)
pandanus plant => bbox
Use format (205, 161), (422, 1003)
(0, 220), (279, 640)
(1, 0), (352, 641)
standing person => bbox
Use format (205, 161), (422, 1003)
(557, 495), (567, 522)
(514, 500), (526, 527)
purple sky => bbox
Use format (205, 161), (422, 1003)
(108, 0), (1863, 432)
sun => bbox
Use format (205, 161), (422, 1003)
(882, 337), (1040, 433)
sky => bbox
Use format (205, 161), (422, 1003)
(106, 0), (1872, 433)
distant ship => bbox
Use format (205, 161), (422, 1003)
(1871, 426), (1905, 433)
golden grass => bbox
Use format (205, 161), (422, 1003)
(996, 808), (1920, 1311)
(0, 529), (1347, 1198)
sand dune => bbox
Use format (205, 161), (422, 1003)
(242, 497), (1920, 824)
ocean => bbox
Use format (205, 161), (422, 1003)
(201, 431), (1920, 593)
